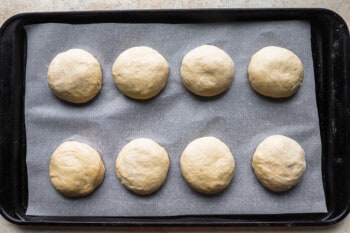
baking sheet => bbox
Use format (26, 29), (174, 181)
(25, 21), (327, 216)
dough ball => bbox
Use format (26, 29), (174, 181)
(180, 137), (235, 194)
(248, 46), (303, 98)
(47, 49), (102, 103)
(181, 45), (234, 97)
(49, 141), (105, 198)
(116, 138), (170, 195)
(252, 135), (306, 192)
(112, 46), (169, 100)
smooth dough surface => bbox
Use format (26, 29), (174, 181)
(116, 138), (170, 195)
(47, 49), (102, 103)
(181, 45), (235, 97)
(248, 46), (303, 98)
(112, 46), (169, 100)
(252, 135), (306, 192)
(180, 137), (235, 194)
(49, 141), (105, 198)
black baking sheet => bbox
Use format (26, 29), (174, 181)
(0, 9), (349, 226)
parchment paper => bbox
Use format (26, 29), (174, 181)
(25, 21), (327, 216)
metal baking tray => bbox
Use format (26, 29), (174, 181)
(0, 8), (349, 226)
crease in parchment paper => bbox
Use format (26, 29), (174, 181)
(25, 21), (327, 216)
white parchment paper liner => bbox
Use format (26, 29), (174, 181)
(25, 21), (327, 216)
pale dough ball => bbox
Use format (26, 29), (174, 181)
(181, 45), (234, 97)
(47, 49), (102, 103)
(180, 137), (235, 194)
(112, 46), (169, 100)
(49, 141), (105, 198)
(252, 135), (306, 192)
(116, 138), (170, 195)
(248, 46), (303, 98)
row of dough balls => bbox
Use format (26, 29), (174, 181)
(49, 135), (306, 198)
(47, 45), (304, 103)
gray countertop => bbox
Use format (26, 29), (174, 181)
(1, 0), (349, 232)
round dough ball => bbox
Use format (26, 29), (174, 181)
(112, 46), (169, 100)
(252, 135), (306, 192)
(116, 138), (170, 195)
(49, 141), (105, 198)
(181, 45), (234, 97)
(47, 49), (102, 103)
(180, 137), (235, 194)
(248, 46), (303, 98)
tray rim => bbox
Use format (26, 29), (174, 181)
(0, 8), (349, 226)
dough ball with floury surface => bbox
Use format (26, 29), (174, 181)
(248, 46), (303, 98)
(49, 141), (105, 198)
(116, 138), (170, 195)
(112, 46), (169, 100)
(180, 136), (235, 194)
(47, 49), (102, 103)
(252, 135), (306, 192)
(181, 45), (235, 97)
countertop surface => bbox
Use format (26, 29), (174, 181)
(0, 0), (349, 232)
